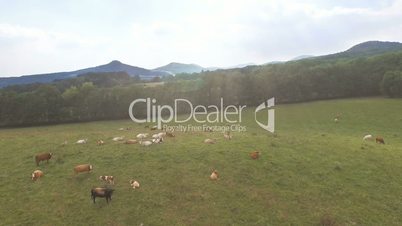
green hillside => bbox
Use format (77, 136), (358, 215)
(1, 98), (402, 225)
(154, 62), (205, 74)
(2, 41), (402, 128)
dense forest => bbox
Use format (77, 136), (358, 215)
(1, 50), (402, 127)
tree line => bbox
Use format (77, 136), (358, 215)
(1, 51), (402, 127)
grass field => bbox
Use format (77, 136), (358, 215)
(1, 97), (402, 225)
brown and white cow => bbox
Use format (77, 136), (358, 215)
(32, 170), (44, 181)
(99, 175), (114, 184)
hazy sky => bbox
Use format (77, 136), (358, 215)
(0, 0), (402, 77)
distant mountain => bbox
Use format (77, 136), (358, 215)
(0, 60), (170, 88)
(263, 61), (285, 65)
(154, 62), (256, 75)
(74, 60), (168, 77)
(1, 41), (401, 88)
(289, 55), (314, 61)
(319, 41), (402, 60)
(154, 62), (205, 74)
(154, 62), (258, 75)
(205, 66), (220, 71)
(346, 41), (402, 54)
(225, 63), (256, 69)
(205, 63), (256, 71)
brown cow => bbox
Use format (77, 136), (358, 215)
(74, 164), (93, 174)
(97, 140), (105, 145)
(250, 151), (260, 160)
(376, 137), (385, 144)
(35, 152), (52, 166)
(91, 187), (114, 204)
(124, 139), (138, 144)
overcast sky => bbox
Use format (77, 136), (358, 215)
(0, 0), (402, 77)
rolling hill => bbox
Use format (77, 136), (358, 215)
(318, 41), (402, 60)
(0, 40), (401, 88)
(0, 60), (170, 88)
(289, 55), (314, 61)
(154, 62), (205, 74)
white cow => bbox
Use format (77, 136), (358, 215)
(363, 134), (373, 141)
(136, 133), (149, 139)
(139, 140), (152, 146)
(130, 180), (140, 189)
(112, 136), (124, 141)
(76, 139), (87, 144)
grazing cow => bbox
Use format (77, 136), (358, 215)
(91, 187), (114, 204)
(97, 140), (105, 145)
(35, 152), (52, 166)
(250, 151), (260, 160)
(152, 132), (166, 139)
(376, 137), (385, 144)
(334, 113), (342, 123)
(204, 139), (216, 144)
(205, 127), (213, 132)
(124, 139), (138, 144)
(112, 136), (124, 141)
(32, 170), (44, 181)
(136, 133), (149, 139)
(157, 132), (166, 138)
(363, 134), (373, 141)
(152, 137), (163, 144)
(76, 139), (87, 144)
(130, 180), (140, 189)
(223, 132), (232, 140)
(74, 164), (93, 174)
(99, 176), (114, 184)
(210, 170), (219, 180)
(139, 140), (153, 146)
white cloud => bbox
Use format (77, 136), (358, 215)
(0, 0), (402, 76)
(0, 23), (47, 39)
(0, 23), (112, 75)
(0, 23), (107, 47)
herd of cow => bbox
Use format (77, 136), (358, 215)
(30, 118), (385, 205)
(335, 115), (387, 144)
(30, 128), (171, 204)
(30, 127), (253, 204)
(32, 153), (122, 203)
